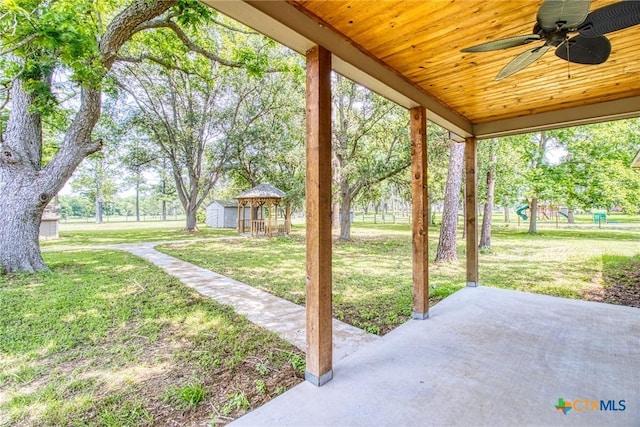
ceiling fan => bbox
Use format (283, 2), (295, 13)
(461, 0), (640, 81)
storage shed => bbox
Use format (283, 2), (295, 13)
(205, 200), (239, 228)
(39, 204), (60, 239)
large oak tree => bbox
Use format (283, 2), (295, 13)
(0, 0), (232, 272)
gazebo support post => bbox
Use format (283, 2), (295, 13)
(305, 45), (333, 386)
(238, 202), (244, 234)
(465, 136), (479, 286)
(250, 201), (255, 237)
(410, 106), (429, 319)
(285, 203), (291, 235)
(272, 201), (277, 236)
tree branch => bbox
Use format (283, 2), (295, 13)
(210, 17), (259, 35)
(39, 0), (179, 196)
(134, 18), (244, 68)
(0, 33), (38, 56)
(100, 0), (179, 69)
(116, 55), (198, 76)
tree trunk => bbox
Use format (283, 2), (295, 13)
(0, 82), (49, 273)
(0, 182), (49, 273)
(528, 198), (538, 234)
(162, 200), (167, 221)
(332, 201), (340, 231)
(135, 180), (141, 222)
(479, 151), (496, 249)
(339, 179), (352, 240)
(185, 206), (198, 232)
(567, 208), (575, 224)
(435, 141), (464, 263)
(504, 205), (510, 223)
(339, 201), (352, 240)
(95, 200), (103, 223)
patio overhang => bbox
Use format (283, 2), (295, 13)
(203, 0), (640, 139)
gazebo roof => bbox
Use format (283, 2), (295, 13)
(236, 183), (286, 199)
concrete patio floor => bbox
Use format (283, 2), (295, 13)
(232, 286), (640, 427)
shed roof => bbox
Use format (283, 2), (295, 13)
(205, 0), (640, 139)
(209, 199), (238, 208)
(236, 183), (286, 199)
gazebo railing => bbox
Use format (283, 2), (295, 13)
(240, 219), (290, 236)
(251, 219), (265, 234)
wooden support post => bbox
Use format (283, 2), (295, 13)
(410, 106), (429, 319)
(273, 201), (278, 235)
(465, 136), (479, 286)
(305, 45), (333, 386)
(285, 203), (291, 235)
(250, 201), (254, 236)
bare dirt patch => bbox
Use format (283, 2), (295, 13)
(583, 256), (640, 308)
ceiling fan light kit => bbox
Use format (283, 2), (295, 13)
(461, 0), (640, 81)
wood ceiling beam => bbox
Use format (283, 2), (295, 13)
(474, 96), (640, 139)
(203, 0), (474, 138)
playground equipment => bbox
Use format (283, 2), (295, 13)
(516, 205), (529, 220)
(516, 204), (569, 221)
(592, 212), (607, 224)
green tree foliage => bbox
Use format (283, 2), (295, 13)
(223, 60), (306, 209)
(557, 120), (640, 213)
(425, 124), (451, 224)
(492, 119), (640, 235)
(69, 153), (117, 223)
(331, 74), (411, 240)
(115, 14), (297, 231)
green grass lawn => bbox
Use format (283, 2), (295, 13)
(41, 221), (237, 247)
(158, 223), (640, 335)
(0, 250), (303, 426)
(11, 219), (638, 425)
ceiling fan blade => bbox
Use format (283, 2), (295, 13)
(578, 0), (640, 36)
(496, 45), (551, 81)
(461, 34), (542, 52)
(537, 0), (591, 31)
(555, 35), (611, 64)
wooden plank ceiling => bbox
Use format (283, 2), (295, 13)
(205, 0), (640, 138)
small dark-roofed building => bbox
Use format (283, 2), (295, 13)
(205, 200), (240, 228)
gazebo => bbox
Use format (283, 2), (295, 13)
(236, 183), (291, 236)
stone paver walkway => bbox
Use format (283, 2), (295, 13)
(56, 239), (379, 360)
